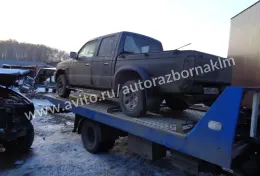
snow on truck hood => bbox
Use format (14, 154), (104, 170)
(0, 68), (31, 86)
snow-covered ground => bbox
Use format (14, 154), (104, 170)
(32, 98), (53, 109)
(0, 97), (186, 176)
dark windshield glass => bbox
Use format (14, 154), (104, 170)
(124, 35), (162, 54)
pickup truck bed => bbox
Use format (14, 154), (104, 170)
(120, 50), (232, 94)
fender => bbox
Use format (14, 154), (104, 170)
(54, 68), (71, 89)
(55, 59), (72, 81)
(113, 65), (151, 90)
(55, 68), (69, 81)
(113, 65), (159, 110)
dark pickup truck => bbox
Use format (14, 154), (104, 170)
(55, 31), (232, 117)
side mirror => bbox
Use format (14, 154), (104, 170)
(70, 52), (78, 59)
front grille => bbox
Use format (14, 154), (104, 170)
(0, 106), (24, 131)
(0, 102), (33, 131)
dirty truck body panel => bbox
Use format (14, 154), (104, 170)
(56, 32), (232, 97)
(116, 50), (232, 94)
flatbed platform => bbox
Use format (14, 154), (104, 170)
(45, 94), (207, 137)
(44, 87), (256, 172)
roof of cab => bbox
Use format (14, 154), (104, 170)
(90, 31), (162, 43)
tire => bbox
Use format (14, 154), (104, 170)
(4, 121), (34, 153)
(119, 80), (146, 117)
(101, 127), (117, 152)
(165, 97), (189, 111)
(81, 120), (102, 154)
(56, 74), (70, 98)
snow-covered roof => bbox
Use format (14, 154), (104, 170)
(0, 68), (31, 76)
(0, 60), (46, 67)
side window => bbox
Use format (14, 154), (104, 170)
(78, 40), (98, 58)
(124, 36), (140, 53)
(98, 36), (117, 57)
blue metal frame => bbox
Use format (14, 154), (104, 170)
(45, 86), (252, 169)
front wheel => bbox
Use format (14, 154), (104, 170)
(56, 74), (71, 98)
(119, 80), (146, 117)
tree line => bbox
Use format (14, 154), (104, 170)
(0, 39), (70, 63)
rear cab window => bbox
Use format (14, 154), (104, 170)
(124, 35), (163, 54)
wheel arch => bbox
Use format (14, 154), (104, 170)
(55, 69), (68, 82)
(113, 65), (159, 111)
(113, 65), (150, 91)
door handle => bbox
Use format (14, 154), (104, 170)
(104, 63), (108, 65)
(85, 63), (89, 66)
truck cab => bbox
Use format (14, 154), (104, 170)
(65, 31), (163, 89)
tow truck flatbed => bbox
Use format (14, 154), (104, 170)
(44, 86), (260, 175)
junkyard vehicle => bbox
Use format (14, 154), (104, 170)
(55, 31), (232, 117)
(19, 67), (56, 94)
(2, 64), (38, 77)
(0, 68), (35, 153)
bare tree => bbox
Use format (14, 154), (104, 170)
(0, 40), (70, 62)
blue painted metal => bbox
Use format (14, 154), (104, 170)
(184, 86), (243, 168)
(45, 86), (253, 169)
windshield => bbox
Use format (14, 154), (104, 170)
(124, 35), (163, 54)
(35, 69), (56, 86)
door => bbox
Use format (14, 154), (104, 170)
(91, 36), (117, 88)
(69, 40), (98, 86)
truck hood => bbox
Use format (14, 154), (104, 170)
(0, 68), (31, 86)
(57, 59), (73, 66)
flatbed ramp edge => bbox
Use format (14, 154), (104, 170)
(44, 87), (250, 171)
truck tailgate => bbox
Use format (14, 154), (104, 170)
(185, 53), (233, 85)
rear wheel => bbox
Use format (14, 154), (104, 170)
(56, 74), (70, 98)
(119, 80), (146, 117)
(81, 120), (117, 153)
(81, 120), (102, 154)
(165, 97), (189, 111)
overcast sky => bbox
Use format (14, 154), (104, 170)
(0, 0), (258, 57)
